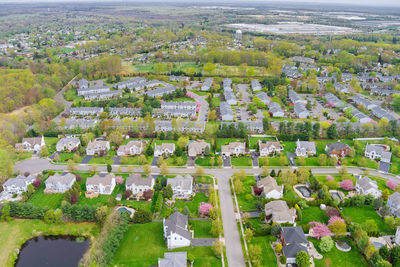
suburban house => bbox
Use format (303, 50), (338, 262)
(265, 200), (296, 224)
(223, 78), (232, 91)
(78, 79), (89, 89)
(201, 78), (213, 91)
(221, 142), (246, 157)
(344, 105), (373, 124)
(295, 140), (316, 157)
(2, 174), (36, 194)
(251, 79), (262, 92)
(365, 144), (392, 163)
(325, 93), (345, 108)
(351, 95), (377, 110)
(69, 107), (104, 116)
(109, 107), (141, 117)
(256, 176), (283, 199)
(44, 172), (76, 193)
(325, 142), (351, 157)
(83, 90), (122, 101)
(220, 101), (234, 121)
(158, 252), (187, 267)
(167, 175), (194, 200)
(163, 211), (191, 249)
(86, 139), (110, 156)
(15, 136), (46, 153)
(268, 102), (284, 117)
(255, 91), (270, 105)
(289, 90), (307, 105)
(387, 192), (400, 217)
(77, 85), (109, 96)
(280, 227), (309, 265)
(56, 137), (80, 152)
(188, 141), (210, 157)
(125, 174), (155, 195)
(154, 143), (176, 157)
(259, 141), (284, 156)
(371, 106), (397, 121)
(86, 173), (116, 195)
(64, 118), (98, 130)
(145, 86), (176, 97)
(224, 91), (237, 105)
(356, 176), (382, 199)
(117, 140), (147, 156)
(294, 102), (309, 119)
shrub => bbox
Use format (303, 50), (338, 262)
(326, 175), (334, 181)
(253, 187), (263, 196)
(32, 178), (42, 188)
(275, 243), (283, 253)
(279, 255), (286, 264)
(340, 179), (354, 191)
(328, 216), (345, 226)
(116, 176), (124, 185)
(325, 207), (340, 218)
(319, 236), (334, 253)
(133, 209), (152, 224)
(124, 190), (132, 199)
(309, 222), (332, 239)
(386, 180), (398, 190)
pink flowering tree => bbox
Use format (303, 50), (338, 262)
(199, 202), (213, 215)
(386, 180), (399, 190)
(326, 175), (334, 181)
(309, 222), (333, 239)
(186, 92), (196, 99)
(116, 176), (124, 185)
(328, 216), (345, 226)
(339, 179), (354, 191)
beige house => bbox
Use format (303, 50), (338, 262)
(117, 140), (147, 156)
(256, 176), (283, 199)
(259, 141), (283, 156)
(86, 139), (110, 156)
(86, 173), (116, 195)
(15, 136), (46, 153)
(265, 200), (296, 224)
(188, 141), (210, 157)
(221, 142), (246, 157)
(154, 143), (176, 157)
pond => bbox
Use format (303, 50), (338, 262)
(16, 236), (90, 267)
(296, 186), (312, 198)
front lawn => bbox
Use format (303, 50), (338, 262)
(190, 220), (213, 238)
(28, 188), (65, 209)
(57, 152), (80, 163)
(160, 193), (209, 218)
(13, 151), (32, 162)
(120, 155), (153, 165)
(231, 156), (252, 167)
(195, 156), (222, 167)
(164, 155), (188, 166)
(247, 236), (278, 267)
(44, 137), (59, 154)
(236, 175), (258, 212)
(309, 238), (368, 267)
(342, 206), (387, 233)
(0, 219), (99, 266)
(88, 150), (116, 165)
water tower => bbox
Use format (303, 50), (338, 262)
(235, 29), (242, 41)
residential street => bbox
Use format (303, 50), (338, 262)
(13, 158), (400, 267)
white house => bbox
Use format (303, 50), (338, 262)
(56, 137), (81, 152)
(188, 141), (210, 157)
(256, 176), (283, 199)
(295, 140), (316, 157)
(125, 174), (155, 195)
(86, 173), (116, 195)
(387, 192), (400, 217)
(167, 175), (194, 200)
(259, 141), (283, 156)
(86, 139), (110, 156)
(356, 176), (382, 199)
(220, 101), (234, 121)
(163, 211), (191, 250)
(45, 172), (76, 193)
(2, 175), (36, 195)
(154, 143), (176, 157)
(221, 142), (246, 157)
(15, 136), (46, 153)
(117, 140), (147, 156)
(268, 102), (284, 117)
(365, 144), (392, 163)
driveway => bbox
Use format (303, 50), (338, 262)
(192, 238), (217, 247)
(49, 151), (60, 160)
(240, 211), (262, 218)
(287, 152), (297, 166)
(191, 92), (209, 122)
(113, 156), (121, 165)
(223, 156), (231, 168)
(152, 156), (159, 166)
(187, 156), (196, 167)
(81, 155), (93, 164)
(251, 152), (259, 167)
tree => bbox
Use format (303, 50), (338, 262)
(297, 167), (310, 183)
(386, 180), (398, 190)
(177, 136), (189, 148)
(234, 179), (243, 194)
(108, 130), (123, 145)
(210, 219), (222, 237)
(310, 222), (332, 239)
(142, 190), (154, 201)
(67, 159), (77, 173)
(195, 166), (205, 177)
(362, 219), (378, 235)
(208, 110), (217, 121)
(374, 197), (384, 210)
(44, 209), (56, 223)
(212, 240), (223, 258)
(296, 251), (310, 267)
(319, 236), (334, 253)
(279, 154), (288, 166)
(143, 164), (151, 176)
(107, 164), (112, 173)
(164, 184), (173, 199)
(40, 146), (49, 158)
(327, 124), (338, 139)
(124, 189), (132, 199)
(271, 223), (281, 235)
(95, 206), (108, 224)
(275, 243), (283, 254)
(248, 244), (263, 267)
(160, 162), (169, 176)
(382, 189), (390, 201)
(132, 209), (152, 224)
(328, 219), (347, 237)
(318, 154), (327, 166)
(339, 179), (354, 191)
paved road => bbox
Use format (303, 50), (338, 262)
(13, 159), (400, 267)
(191, 92), (209, 122)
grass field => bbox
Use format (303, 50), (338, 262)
(0, 219), (99, 266)
(120, 155), (153, 165)
(231, 156), (252, 166)
(236, 176), (258, 212)
(310, 238), (368, 267)
(28, 188), (65, 209)
(13, 151), (32, 162)
(297, 206), (327, 226)
(44, 137), (59, 154)
(190, 220), (213, 238)
(247, 236), (278, 267)
(159, 193), (209, 218)
(88, 150), (116, 165)
(342, 206), (387, 233)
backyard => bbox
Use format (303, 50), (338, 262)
(342, 206), (387, 233)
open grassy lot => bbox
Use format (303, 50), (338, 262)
(236, 175), (258, 212)
(159, 193), (209, 218)
(28, 188), (65, 209)
(247, 236), (278, 267)
(195, 156), (222, 167)
(310, 238), (368, 267)
(258, 155), (289, 167)
(216, 138), (245, 151)
(190, 220), (213, 238)
(120, 155), (153, 165)
(88, 150), (116, 165)
(297, 206), (326, 226)
(342, 206), (387, 232)
(113, 222), (221, 267)
(164, 155), (188, 166)
(231, 156), (252, 166)
(57, 152), (81, 163)
(44, 137), (59, 154)
(0, 219), (99, 266)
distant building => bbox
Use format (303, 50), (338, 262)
(201, 78), (213, 91)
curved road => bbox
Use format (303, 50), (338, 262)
(14, 159), (400, 267)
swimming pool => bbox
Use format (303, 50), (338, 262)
(296, 186), (312, 198)
(117, 207), (132, 215)
(373, 241), (385, 249)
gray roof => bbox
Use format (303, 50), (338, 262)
(159, 252), (187, 267)
(220, 101), (233, 119)
(126, 174), (154, 187)
(255, 92), (270, 104)
(325, 93), (344, 108)
(167, 175), (193, 191)
(365, 144), (385, 155)
(281, 227), (308, 244)
(145, 86), (176, 97)
(294, 102), (309, 117)
(282, 243), (308, 258)
(57, 137), (80, 147)
(379, 161), (391, 173)
(326, 142), (349, 152)
(164, 211), (191, 240)
(371, 107), (397, 121)
(3, 174), (36, 188)
(269, 102), (284, 115)
(357, 176), (378, 192)
(45, 172), (76, 186)
(69, 107), (104, 115)
(251, 79), (262, 91)
(224, 91), (236, 102)
(389, 192), (400, 206)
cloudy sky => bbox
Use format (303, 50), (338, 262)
(0, 0), (399, 7)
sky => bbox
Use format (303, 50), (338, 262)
(0, 0), (399, 7)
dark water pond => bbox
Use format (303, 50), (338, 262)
(15, 235), (90, 267)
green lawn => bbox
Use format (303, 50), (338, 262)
(310, 238), (368, 267)
(211, 97), (220, 107)
(28, 188), (65, 209)
(216, 138), (245, 151)
(57, 152), (80, 163)
(172, 97), (196, 102)
(44, 137), (59, 154)
(0, 219), (99, 266)
(236, 176), (258, 212)
(120, 155), (153, 165)
(258, 156), (289, 167)
(297, 206), (327, 226)
(195, 156), (222, 167)
(190, 89), (209, 96)
(249, 137), (276, 149)
(160, 193), (209, 218)
(190, 220), (213, 238)
(113, 222), (221, 267)
(248, 236), (278, 267)
(342, 206), (387, 233)
(164, 155), (188, 166)
(231, 156), (252, 167)
(88, 150), (116, 165)
(13, 151), (32, 162)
